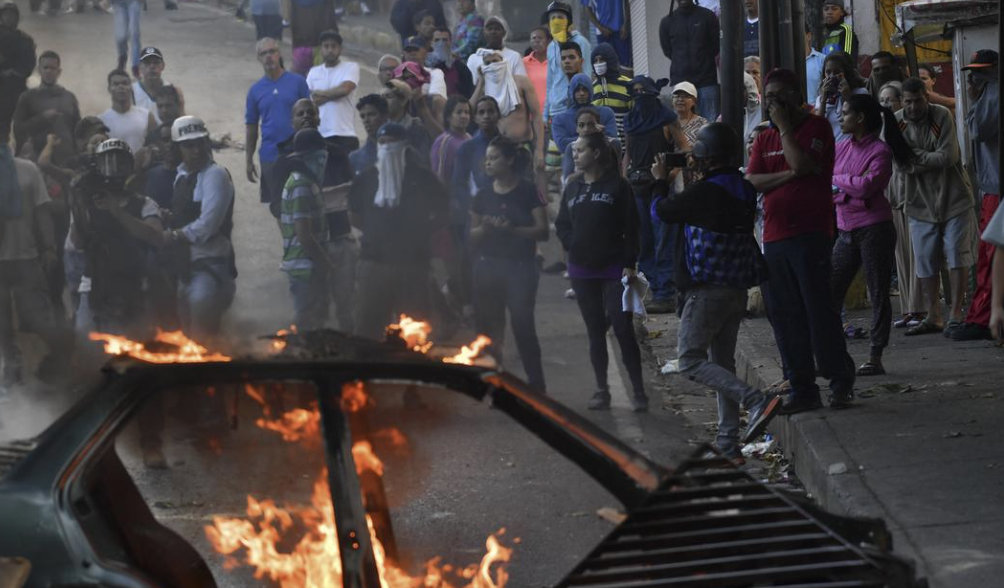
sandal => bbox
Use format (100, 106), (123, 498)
(905, 320), (943, 336)
(856, 361), (886, 376)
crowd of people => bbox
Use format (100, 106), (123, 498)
(0, 0), (1002, 466)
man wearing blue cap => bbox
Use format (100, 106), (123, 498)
(349, 122), (448, 338)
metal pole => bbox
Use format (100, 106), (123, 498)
(720, 0), (745, 146)
(790, 0), (807, 103)
(759, 0), (779, 118)
(778, 0), (795, 69)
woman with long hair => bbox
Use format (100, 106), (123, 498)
(830, 94), (915, 376)
(470, 136), (549, 392)
(430, 95), (472, 183)
(556, 132), (647, 411)
(816, 51), (869, 141)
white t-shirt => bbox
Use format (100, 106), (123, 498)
(306, 61), (360, 139)
(100, 106), (151, 154)
(132, 80), (159, 124)
(467, 47), (528, 86)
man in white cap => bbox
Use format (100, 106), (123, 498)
(466, 15), (526, 87)
(132, 46), (185, 126)
(168, 115), (236, 341)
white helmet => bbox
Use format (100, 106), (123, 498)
(94, 138), (133, 178)
(171, 115), (210, 143)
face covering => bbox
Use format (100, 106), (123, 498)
(549, 17), (569, 43)
(375, 141), (408, 208)
(480, 56), (520, 117)
(302, 150), (328, 181)
(431, 40), (451, 66)
(593, 61), (608, 77)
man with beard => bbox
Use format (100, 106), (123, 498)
(133, 47), (185, 126)
(349, 122), (448, 339)
(0, 1), (36, 145)
(466, 15), (527, 87)
(469, 50), (543, 169)
(13, 51), (80, 170)
(349, 93), (389, 174)
(864, 51), (904, 101)
(307, 31), (360, 154)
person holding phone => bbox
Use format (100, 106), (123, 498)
(815, 51), (868, 141)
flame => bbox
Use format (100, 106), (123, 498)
(89, 330), (231, 363)
(211, 403), (513, 587)
(443, 335), (492, 365)
(388, 315), (434, 353)
(340, 381), (371, 413)
(271, 326), (298, 353)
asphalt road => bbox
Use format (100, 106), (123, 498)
(6, 4), (701, 586)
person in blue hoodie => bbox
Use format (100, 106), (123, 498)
(653, 122), (779, 462)
(551, 73), (617, 157)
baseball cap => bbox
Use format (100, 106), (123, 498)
(376, 122), (408, 141)
(139, 46), (164, 62)
(403, 35), (429, 50)
(961, 49), (999, 71)
(484, 15), (507, 32)
(292, 128), (325, 155)
(171, 115), (209, 142)
(672, 82), (698, 98)
(822, 0), (845, 9)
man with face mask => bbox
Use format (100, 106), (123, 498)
(658, 0), (721, 121)
(279, 128), (332, 330)
(590, 42), (632, 143)
(0, 1), (36, 146)
(864, 51), (904, 101)
(544, 2), (591, 124)
(470, 50), (544, 167)
(745, 68), (854, 413)
(349, 122), (448, 339)
(428, 28), (474, 98)
(654, 122), (779, 462)
(466, 15), (527, 87)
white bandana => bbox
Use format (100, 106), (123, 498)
(375, 141), (407, 208)
(478, 49), (520, 117)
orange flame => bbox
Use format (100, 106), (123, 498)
(89, 330), (231, 363)
(271, 325), (298, 353)
(388, 315), (433, 352)
(443, 335), (492, 365)
(340, 381), (371, 413)
(256, 408), (321, 445)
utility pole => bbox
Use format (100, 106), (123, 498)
(720, 0), (745, 148)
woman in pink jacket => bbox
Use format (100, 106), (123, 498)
(830, 94), (915, 376)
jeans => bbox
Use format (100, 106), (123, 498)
(113, 0), (142, 70)
(354, 260), (431, 340)
(634, 184), (675, 300)
(473, 257), (545, 392)
(178, 258), (236, 341)
(288, 268), (329, 331)
(697, 84), (721, 123)
(253, 14), (284, 41)
(0, 259), (71, 382)
(570, 277), (645, 398)
(763, 232), (855, 401)
(830, 221), (897, 357)
(677, 285), (762, 456)
(325, 235), (358, 333)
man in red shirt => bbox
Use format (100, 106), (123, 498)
(746, 68), (855, 413)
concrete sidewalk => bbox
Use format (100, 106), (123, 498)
(644, 305), (1004, 588)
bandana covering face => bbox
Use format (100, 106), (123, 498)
(376, 141), (407, 208)
(549, 17), (569, 43)
(478, 49), (520, 117)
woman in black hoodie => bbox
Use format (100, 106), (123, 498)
(556, 132), (646, 411)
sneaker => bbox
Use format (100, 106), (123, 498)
(828, 390), (855, 409)
(143, 446), (168, 470)
(741, 395), (781, 444)
(629, 392), (648, 413)
(587, 391), (611, 410)
(942, 319), (964, 338)
(949, 321), (989, 341)
(564, 288), (576, 299)
(779, 393), (823, 415)
(645, 298), (676, 314)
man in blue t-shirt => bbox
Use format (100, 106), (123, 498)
(245, 37), (310, 209)
(582, 0), (632, 70)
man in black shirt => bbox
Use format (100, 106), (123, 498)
(349, 122), (448, 339)
(658, 0), (720, 121)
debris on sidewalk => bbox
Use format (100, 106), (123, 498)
(661, 359), (679, 374)
(828, 462), (848, 476)
(596, 507), (627, 525)
(858, 383), (914, 398)
(741, 437), (775, 458)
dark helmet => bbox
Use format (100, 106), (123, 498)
(692, 122), (741, 161)
(292, 128), (326, 155)
(94, 138), (134, 178)
(547, 1), (573, 21)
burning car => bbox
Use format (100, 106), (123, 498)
(0, 326), (923, 588)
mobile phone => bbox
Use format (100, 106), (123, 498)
(661, 152), (689, 168)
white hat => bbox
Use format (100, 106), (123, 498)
(671, 82), (698, 98)
(171, 115), (209, 143)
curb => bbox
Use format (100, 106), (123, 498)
(733, 324), (886, 521)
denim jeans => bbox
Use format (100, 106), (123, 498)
(697, 85), (721, 123)
(473, 256), (545, 392)
(763, 232), (855, 401)
(0, 259), (71, 381)
(288, 267), (329, 331)
(634, 184), (676, 300)
(677, 284), (762, 456)
(325, 235), (358, 333)
(113, 0), (142, 69)
(178, 259), (236, 341)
